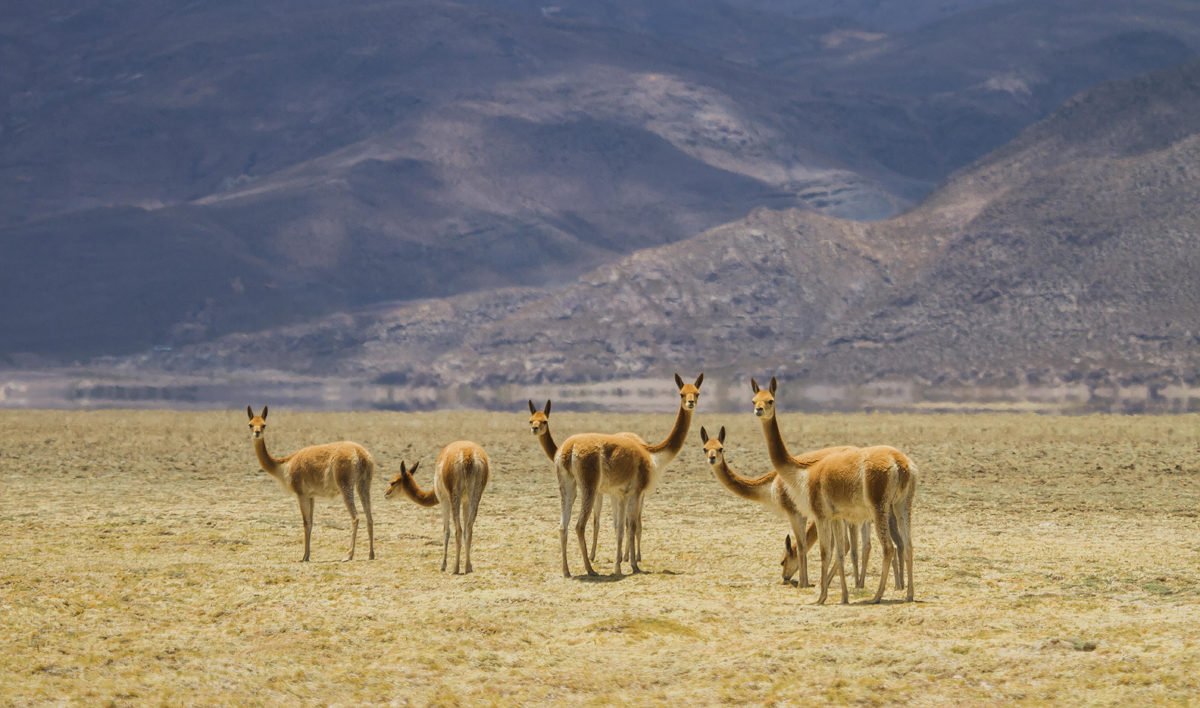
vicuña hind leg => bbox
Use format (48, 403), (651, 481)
(816, 520), (836, 604)
(451, 492), (464, 574)
(871, 508), (895, 604)
(340, 483), (360, 562)
(576, 485), (599, 577)
(357, 476), (375, 560)
(589, 494), (602, 562)
(888, 512), (905, 590)
(441, 497), (452, 572)
(893, 498), (914, 601)
(464, 484), (483, 574)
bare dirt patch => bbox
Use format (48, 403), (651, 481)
(1, 410), (1198, 704)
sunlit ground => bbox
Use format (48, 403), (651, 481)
(2, 410), (1198, 704)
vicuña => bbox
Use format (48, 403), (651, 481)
(385, 441), (490, 574)
(246, 405), (375, 562)
(700, 424), (848, 586)
(529, 399), (620, 564)
(751, 377), (917, 603)
(548, 373), (702, 577)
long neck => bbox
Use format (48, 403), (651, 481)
(400, 473), (439, 507)
(710, 457), (775, 504)
(537, 428), (558, 462)
(253, 436), (285, 480)
(760, 414), (801, 474)
(646, 403), (692, 464)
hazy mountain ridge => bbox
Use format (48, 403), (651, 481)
(2, 0), (921, 359)
(127, 59), (1200, 403)
(5, 0), (1200, 395)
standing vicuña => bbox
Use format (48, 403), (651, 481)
(385, 441), (489, 574)
(751, 378), (917, 603)
(700, 425), (847, 586)
(529, 399), (621, 563)
(551, 373), (702, 577)
(246, 406), (375, 562)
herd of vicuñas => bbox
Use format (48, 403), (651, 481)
(246, 372), (917, 605)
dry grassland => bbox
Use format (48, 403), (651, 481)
(2, 409), (1199, 705)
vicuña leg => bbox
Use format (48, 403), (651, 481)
(576, 483), (599, 576)
(857, 521), (872, 588)
(888, 513), (904, 589)
(558, 475), (576, 578)
(297, 496), (315, 562)
(340, 482), (360, 562)
(451, 491), (464, 574)
(464, 490), (481, 574)
(788, 515), (811, 587)
(440, 496), (452, 572)
(848, 521), (861, 591)
(838, 522), (853, 604)
(357, 476), (375, 561)
(893, 497), (914, 601)
(589, 494), (602, 562)
(871, 508), (896, 604)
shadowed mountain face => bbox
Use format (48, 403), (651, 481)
(2, 1), (1199, 366)
(134, 61), (1200, 400)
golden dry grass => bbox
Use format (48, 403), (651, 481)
(2, 409), (1199, 705)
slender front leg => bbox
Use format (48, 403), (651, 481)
(816, 520), (833, 604)
(298, 496), (314, 562)
(627, 495), (643, 573)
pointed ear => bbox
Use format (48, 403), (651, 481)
(694, 373), (704, 388)
(785, 534), (794, 553)
(400, 461), (407, 475)
(544, 400), (551, 416)
(410, 461), (420, 476)
(261, 406), (268, 419)
(247, 405), (254, 420)
(528, 399), (537, 414)
(769, 377), (777, 395)
(751, 378), (760, 393)
(718, 426), (725, 443)
(674, 372), (684, 390)
(700, 426), (709, 444)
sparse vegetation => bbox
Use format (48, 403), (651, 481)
(1, 410), (1198, 704)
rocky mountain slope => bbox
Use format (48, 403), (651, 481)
(130, 60), (1200, 407)
(4, 0), (1198, 363)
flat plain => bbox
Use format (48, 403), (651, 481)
(1, 409), (1198, 705)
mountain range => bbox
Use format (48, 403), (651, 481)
(4, 1), (1200, 410)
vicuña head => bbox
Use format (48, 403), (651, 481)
(247, 405), (268, 438)
(676, 373), (703, 410)
(384, 460), (422, 502)
(750, 376), (777, 420)
(699, 425), (725, 465)
(782, 534), (801, 584)
(528, 399), (551, 436)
